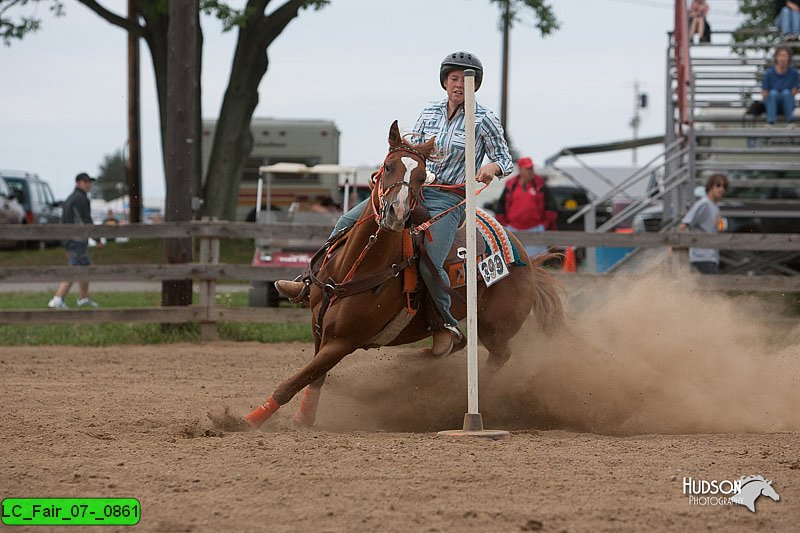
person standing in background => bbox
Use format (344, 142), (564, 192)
(48, 173), (104, 309)
(679, 173), (728, 274)
(495, 156), (557, 259)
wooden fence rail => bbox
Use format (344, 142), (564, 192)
(1, 222), (798, 334)
(4, 221), (800, 251)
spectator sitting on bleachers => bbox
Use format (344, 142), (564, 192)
(761, 45), (799, 127)
(690, 0), (710, 45)
(774, 1), (800, 40)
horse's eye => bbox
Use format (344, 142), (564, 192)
(384, 163), (393, 173)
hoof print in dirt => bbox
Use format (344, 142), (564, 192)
(207, 407), (253, 432)
(520, 518), (543, 531)
(181, 419), (225, 439)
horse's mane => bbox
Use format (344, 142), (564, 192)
(402, 132), (439, 162)
(739, 475), (768, 485)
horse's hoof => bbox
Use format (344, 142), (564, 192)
(207, 407), (253, 432)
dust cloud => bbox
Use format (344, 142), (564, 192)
(319, 269), (800, 435)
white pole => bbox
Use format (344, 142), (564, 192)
(265, 173), (272, 223)
(255, 177), (263, 218)
(343, 173), (351, 213)
(439, 70), (507, 439)
(464, 70), (479, 416)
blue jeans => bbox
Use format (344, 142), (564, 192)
(765, 88), (795, 124)
(331, 198), (369, 236)
(775, 8), (800, 36)
(329, 189), (464, 327)
(416, 188), (465, 327)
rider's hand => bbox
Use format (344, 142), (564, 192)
(475, 163), (501, 184)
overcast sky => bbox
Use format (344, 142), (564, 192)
(0, 0), (744, 204)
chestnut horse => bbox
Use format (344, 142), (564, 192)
(240, 121), (564, 429)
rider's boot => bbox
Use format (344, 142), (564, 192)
(430, 324), (463, 358)
(274, 280), (305, 301)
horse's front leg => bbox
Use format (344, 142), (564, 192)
(243, 340), (352, 429)
(291, 375), (326, 428)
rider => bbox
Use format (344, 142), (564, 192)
(275, 51), (513, 357)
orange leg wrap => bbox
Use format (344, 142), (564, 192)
(243, 396), (280, 429)
(292, 387), (321, 427)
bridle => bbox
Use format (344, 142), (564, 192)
(301, 144), (430, 337)
(374, 145), (428, 221)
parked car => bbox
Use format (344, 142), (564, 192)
(248, 165), (373, 307)
(0, 170), (62, 248)
(0, 176), (26, 249)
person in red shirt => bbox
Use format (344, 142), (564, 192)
(495, 157), (557, 258)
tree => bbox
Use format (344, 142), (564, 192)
(2, 0), (559, 220)
(493, 0), (559, 156)
(491, 0), (558, 35)
(733, 0), (779, 47)
(79, 0), (333, 221)
(95, 149), (127, 201)
(0, 0), (63, 45)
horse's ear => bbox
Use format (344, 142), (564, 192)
(388, 120), (401, 148)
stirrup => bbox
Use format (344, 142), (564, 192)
(443, 324), (463, 343)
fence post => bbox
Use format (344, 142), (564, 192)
(198, 218), (220, 341)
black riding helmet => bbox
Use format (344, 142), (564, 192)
(439, 51), (483, 91)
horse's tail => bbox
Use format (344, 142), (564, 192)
(529, 252), (566, 335)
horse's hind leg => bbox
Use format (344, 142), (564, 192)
(478, 325), (513, 382)
(243, 340), (351, 429)
(476, 274), (533, 381)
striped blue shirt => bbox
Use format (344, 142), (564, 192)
(412, 98), (513, 185)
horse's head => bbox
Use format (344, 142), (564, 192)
(376, 120), (436, 232)
(761, 480), (780, 502)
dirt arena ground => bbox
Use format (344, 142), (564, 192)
(2, 273), (800, 531)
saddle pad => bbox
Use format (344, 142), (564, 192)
(476, 207), (523, 267)
(446, 209), (525, 289)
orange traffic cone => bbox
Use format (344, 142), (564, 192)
(562, 246), (577, 273)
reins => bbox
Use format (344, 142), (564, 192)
(412, 182), (490, 235)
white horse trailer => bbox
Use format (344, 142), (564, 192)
(201, 118), (340, 221)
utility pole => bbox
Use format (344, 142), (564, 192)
(126, 0), (142, 224)
(500, 0), (510, 135)
(629, 81), (647, 166)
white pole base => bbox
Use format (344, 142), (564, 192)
(437, 413), (510, 440)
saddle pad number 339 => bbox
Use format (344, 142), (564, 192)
(478, 251), (510, 287)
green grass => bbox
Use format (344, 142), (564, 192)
(0, 239), (312, 345)
(0, 322), (313, 346)
(0, 238), (255, 267)
(1, 291), (171, 309)
(0, 291), (313, 346)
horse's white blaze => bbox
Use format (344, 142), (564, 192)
(397, 156), (417, 208)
